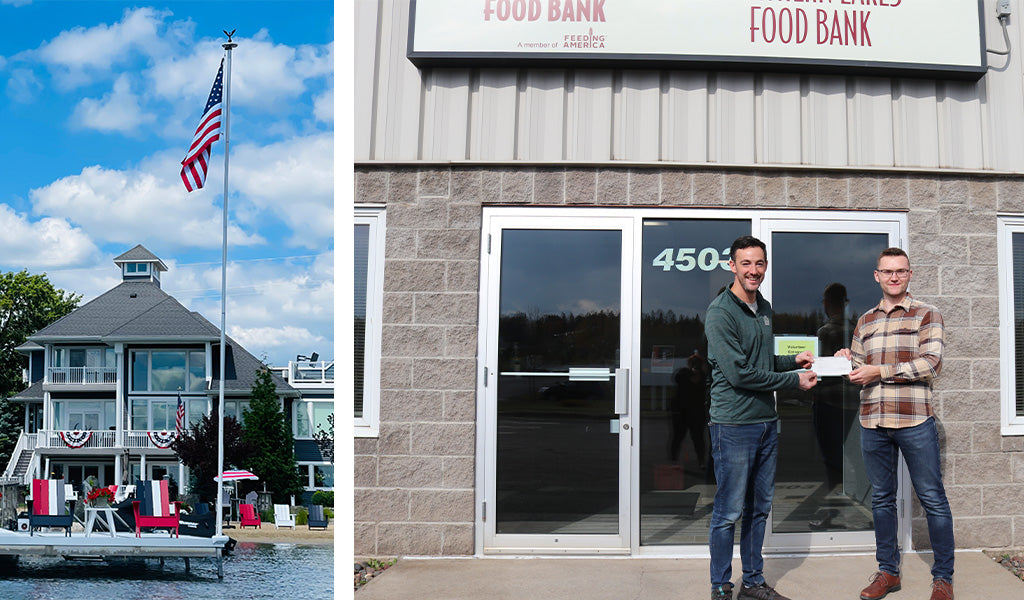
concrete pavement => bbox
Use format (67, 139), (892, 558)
(357, 551), (1021, 599)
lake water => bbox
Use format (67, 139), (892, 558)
(0, 541), (334, 600)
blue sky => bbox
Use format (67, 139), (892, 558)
(0, 0), (334, 366)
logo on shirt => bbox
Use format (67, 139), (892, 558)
(762, 316), (770, 326)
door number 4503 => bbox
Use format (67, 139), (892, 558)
(652, 247), (732, 272)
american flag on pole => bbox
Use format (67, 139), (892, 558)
(176, 390), (185, 435)
(180, 59), (224, 192)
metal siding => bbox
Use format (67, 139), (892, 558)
(568, 70), (614, 161)
(615, 72), (661, 162)
(471, 70), (518, 161)
(757, 74), (802, 165)
(354, 0), (380, 161)
(357, 0), (1024, 172)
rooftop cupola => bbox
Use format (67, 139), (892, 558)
(112, 244), (168, 287)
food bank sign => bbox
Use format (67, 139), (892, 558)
(409, 0), (986, 79)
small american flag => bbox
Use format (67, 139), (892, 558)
(180, 59), (224, 192)
(176, 390), (185, 435)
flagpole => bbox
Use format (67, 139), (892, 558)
(216, 31), (237, 540)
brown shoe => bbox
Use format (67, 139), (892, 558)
(860, 571), (901, 600)
(930, 579), (953, 600)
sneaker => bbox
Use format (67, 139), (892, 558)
(860, 571), (901, 600)
(737, 583), (791, 600)
(930, 579), (953, 600)
(711, 584), (734, 600)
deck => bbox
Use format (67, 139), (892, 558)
(0, 528), (231, 576)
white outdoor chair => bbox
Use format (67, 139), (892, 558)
(273, 503), (295, 529)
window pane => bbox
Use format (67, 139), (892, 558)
(295, 401), (311, 437)
(132, 352), (148, 391)
(152, 402), (173, 430)
(1014, 232), (1024, 417)
(189, 351), (206, 392)
(312, 403), (333, 434)
(105, 401), (115, 429)
(131, 398), (148, 430)
(355, 223), (369, 418)
(188, 398), (207, 426)
(314, 465), (334, 487)
(151, 351), (187, 391)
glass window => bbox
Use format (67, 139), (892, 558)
(355, 206), (384, 437)
(152, 401), (174, 430)
(132, 352), (148, 391)
(999, 217), (1024, 435)
(189, 351), (206, 392)
(313, 465), (334, 488)
(152, 351), (187, 391)
(188, 397), (208, 427)
(295, 401), (311, 437)
(131, 398), (148, 430)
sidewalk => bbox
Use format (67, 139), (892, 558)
(357, 551), (1021, 599)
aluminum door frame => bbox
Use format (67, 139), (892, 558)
(477, 208), (636, 554)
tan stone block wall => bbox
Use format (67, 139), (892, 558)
(354, 165), (1024, 555)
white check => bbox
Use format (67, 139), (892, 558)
(811, 357), (852, 377)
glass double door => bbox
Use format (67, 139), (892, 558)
(482, 209), (903, 553)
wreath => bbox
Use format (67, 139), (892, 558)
(147, 430), (177, 449)
(59, 430), (92, 448)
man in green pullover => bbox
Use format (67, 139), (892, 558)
(705, 235), (818, 600)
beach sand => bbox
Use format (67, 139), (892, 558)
(223, 521), (335, 545)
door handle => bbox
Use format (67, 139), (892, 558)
(614, 368), (628, 415)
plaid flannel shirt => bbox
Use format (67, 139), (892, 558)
(850, 294), (944, 429)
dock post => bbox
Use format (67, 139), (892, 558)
(217, 554), (224, 578)
(184, 557), (191, 572)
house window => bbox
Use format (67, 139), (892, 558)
(999, 216), (1024, 435)
(131, 350), (206, 392)
(53, 400), (114, 430)
(294, 400), (333, 438)
(131, 396), (195, 430)
(298, 463), (334, 489)
(125, 262), (150, 274)
(355, 206), (384, 437)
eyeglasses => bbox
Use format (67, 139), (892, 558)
(876, 269), (911, 279)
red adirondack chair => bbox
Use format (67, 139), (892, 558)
(132, 479), (182, 538)
(239, 503), (261, 528)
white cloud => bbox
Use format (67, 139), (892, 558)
(313, 88), (333, 124)
(232, 133), (334, 247)
(36, 7), (176, 87)
(28, 161), (265, 249)
(163, 251), (334, 365)
(70, 74), (155, 133)
(6, 68), (42, 103)
(0, 204), (99, 268)
(148, 33), (332, 111)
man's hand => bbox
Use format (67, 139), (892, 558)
(798, 370), (818, 390)
(834, 348), (852, 359)
(848, 365), (882, 385)
(794, 350), (814, 369)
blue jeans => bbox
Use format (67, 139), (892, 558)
(708, 421), (778, 590)
(861, 417), (954, 582)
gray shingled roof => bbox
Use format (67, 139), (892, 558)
(10, 380), (43, 401)
(30, 281), (219, 341)
(113, 244), (168, 270)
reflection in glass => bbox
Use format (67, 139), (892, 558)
(770, 231), (886, 534)
(495, 229), (620, 535)
(638, 219), (750, 545)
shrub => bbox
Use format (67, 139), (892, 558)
(260, 508), (274, 523)
(295, 506), (308, 526)
(311, 490), (334, 506)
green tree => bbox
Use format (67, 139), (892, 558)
(313, 413), (333, 463)
(242, 368), (304, 502)
(171, 409), (252, 503)
(0, 270), (80, 466)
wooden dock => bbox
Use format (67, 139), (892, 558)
(0, 528), (231, 577)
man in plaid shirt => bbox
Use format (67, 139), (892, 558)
(837, 247), (954, 600)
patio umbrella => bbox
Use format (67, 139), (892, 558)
(219, 469), (259, 481)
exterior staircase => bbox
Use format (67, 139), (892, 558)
(2, 432), (36, 484)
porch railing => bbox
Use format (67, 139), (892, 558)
(47, 366), (117, 385)
(38, 430), (178, 450)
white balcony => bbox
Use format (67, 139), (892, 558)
(37, 430), (178, 451)
(287, 361), (334, 386)
(46, 366), (117, 385)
